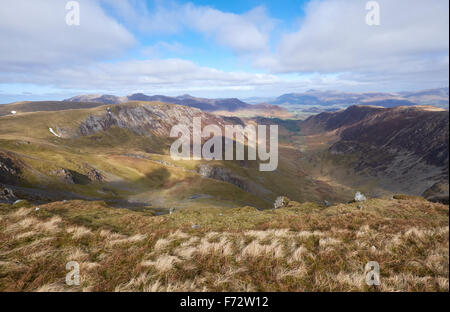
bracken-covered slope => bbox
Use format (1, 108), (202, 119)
(298, 105), (449, 201)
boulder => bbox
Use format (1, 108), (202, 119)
(52, 168), (75, 184)
(0, 186), (17, 202)
(274, 196), (289, 209)
(354, 192), (367, 202)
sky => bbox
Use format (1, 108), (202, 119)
(0, 0), (448, 103)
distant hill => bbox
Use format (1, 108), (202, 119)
(268, 88), (449, 109)
(65, 93), (253, 112)
(0, 101), (107, 117)
(401, 87), (450, 107)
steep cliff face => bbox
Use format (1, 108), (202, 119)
(77, 102), (226, 138)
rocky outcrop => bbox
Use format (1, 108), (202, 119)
(83, 165), (105, 182)
(51, 168), (75, 184)
(0, 186), (16, 203)
(274, 196), (289, 209)
(51, 168), (90, 185)
(197, 164), (248, 191)
(0, 153), (22, 184)
(78, 103), (225, 138)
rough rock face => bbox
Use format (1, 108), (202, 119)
(83, 164), (105, 182)
(78, 103), (225, 138)
(274, 196), (289, 209)
(51, 168), (90, 185)
(0, 186), (16, 203)
(0, 153), (22, 184)
(51, 168), (75, 184)
(197, 164), (248, 191)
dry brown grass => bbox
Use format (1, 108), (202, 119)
(0, 198), (448, 292)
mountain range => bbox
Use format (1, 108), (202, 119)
(65, 93), (253, 112)
(247, 87), (450, 109)
(61, 87), (449, 118)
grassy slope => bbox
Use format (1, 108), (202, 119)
(0, 103), (448, 292)
(0, 197), (447, 291)
(0, 101), (109, 117)
(0, 102), (346, 210)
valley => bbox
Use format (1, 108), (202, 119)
(0, 100), (448, 210)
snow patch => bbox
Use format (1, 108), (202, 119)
(49, 128), (61, 138)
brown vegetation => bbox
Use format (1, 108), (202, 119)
(0, 196), (448, 292)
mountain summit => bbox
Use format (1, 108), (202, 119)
(65, 93), (252, 112)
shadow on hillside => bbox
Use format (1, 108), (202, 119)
(101, 167), (171, 193)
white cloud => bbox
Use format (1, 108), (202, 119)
(0, 0), (135, 71)
(103, 1), (275, 54)
(183, 5), (274, 53)
(255, 0), (449, 87)
(2, 57), (385, 100)
(0, 58), (282, 93)
(0, 0), (284, 99)
(0, 0), (448, 101)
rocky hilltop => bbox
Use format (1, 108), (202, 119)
(77, 102), (224, 138)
